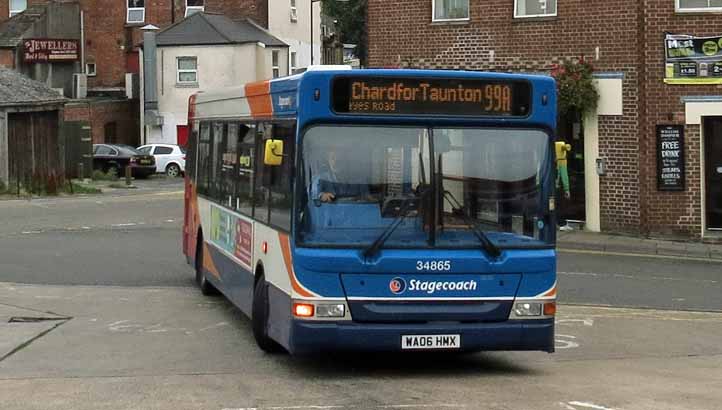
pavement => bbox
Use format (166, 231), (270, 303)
(1, 282), (721, 410)
(558, 229), (722, 260)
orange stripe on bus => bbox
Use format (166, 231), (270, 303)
(278, 233), (314, 298)
(245, 81), (272, 118)
(203, 242), (222, 280)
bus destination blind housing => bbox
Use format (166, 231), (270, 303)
(332, 77), (531, 117)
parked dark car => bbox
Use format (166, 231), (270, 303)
(92, 144), (156, 178)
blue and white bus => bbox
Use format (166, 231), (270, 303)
(183, 67), (558, 354)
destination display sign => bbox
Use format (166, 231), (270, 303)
(332, 77), (531, 117)
(656, 125), (685, 191)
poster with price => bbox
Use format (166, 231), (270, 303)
(657, 125), (685, 191)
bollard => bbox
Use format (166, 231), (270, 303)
(78, 162), (84, 180)
(125, 165), (132, 186)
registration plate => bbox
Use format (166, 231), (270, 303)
(140, 159), (151, 165)
(401, 334), (460, 350)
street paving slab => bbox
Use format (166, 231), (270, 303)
(0, 282), (721, 410)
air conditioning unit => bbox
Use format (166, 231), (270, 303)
(290, 8), (298, 22)
(125, 73), (139, 99)
(73, 73), (87, 99)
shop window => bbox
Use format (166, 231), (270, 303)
(186, 0), (204, 16)
(177, 57), (198, 85)
(514, 0), (557, 18)
(272, 50), (280, 78)
(127, 0), (145, 23)
(9, 0), (26, 17)
(677, 0), (722, 12)
(432, 0), (469, 21)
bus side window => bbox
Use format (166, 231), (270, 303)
(254, 123), (271, 224)
(197, 122), (211, 196)
(236, 123), (256, 216)
(221, 123), (239, 208)
(210, 122), (225, 201)
(186, 121), (198, 181)
(268, 122), (295, 232)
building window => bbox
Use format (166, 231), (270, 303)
(272, 50), (280, 78)
(86, 63), (97, 77)
(177, 57), (198, 85)
(677, 0), (722, 12)
(290, 0), (298, 22)
(127, 0), (145, 23)
(432, 0), (469, 21)
(186, 0), (204, 17)
(9, 0), (26, 17)
(514, 0), (557, 18)
(290, 51), (297, 73)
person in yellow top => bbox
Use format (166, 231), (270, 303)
(555, 141), (572, 199)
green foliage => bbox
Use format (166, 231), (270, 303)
(64, 181), (102, 195)
(551, 58), (599, 117)
(0, 179), (6, 194)
(92, 169), (119, 181)
(322, 0), (367, 66)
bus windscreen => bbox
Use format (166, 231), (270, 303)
(332, 76), (532, 117)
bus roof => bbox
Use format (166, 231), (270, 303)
(191, 68), (557, 127)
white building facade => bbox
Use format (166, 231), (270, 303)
(268, 0), (322, 73)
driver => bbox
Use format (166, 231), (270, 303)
(312, 149), (369, 203)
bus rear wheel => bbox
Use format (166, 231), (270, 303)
(252, 276), (284, 353)
(195, 237), (218, 296)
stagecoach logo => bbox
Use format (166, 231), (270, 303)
(389, 277), (406, 294)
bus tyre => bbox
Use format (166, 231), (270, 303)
(195, 239), (218, 296)
(252, 277), (283, 353)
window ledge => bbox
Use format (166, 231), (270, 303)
(674, 10), (722, 16)
(125, 23), (146, 28)
(430, 18), (470, 26)
(512, 15), (558, 23)
(176, 83), (199, 88)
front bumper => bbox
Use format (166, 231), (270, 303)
(288, 318), (554, 355)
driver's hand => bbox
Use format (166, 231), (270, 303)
(320, 192), (335, 203)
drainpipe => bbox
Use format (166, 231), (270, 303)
(80, 10), (85, 73)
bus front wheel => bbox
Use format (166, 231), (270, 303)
(252, 276), (283, 353)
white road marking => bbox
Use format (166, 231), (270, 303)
(199, 322), (229, 332)
(560, 403), (578, 410)
(567, 401), (619, 410)
(111, 223), (138, 227)
(559, 271), (718, 284)
(555, 334), (580, 349)
(556, 318), (594, 326)
(221, 406), (464, 410)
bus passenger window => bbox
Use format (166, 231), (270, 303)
(197, 122), (211, 196)
(236, 123), (256, 216)
(221, 123), (239, 207)
(210, 122), (225, 201)
(269, 122), (295, 231)
(186, 122), (198, 180)
(254, 123), (271, 223)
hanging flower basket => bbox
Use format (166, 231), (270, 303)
(550, 57), (599, 118)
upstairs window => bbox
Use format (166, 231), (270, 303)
(290, 51), (297, 73)
(177, 57), (198, 85)
(677, 0), (722, 12)
(515, 0), (557, 18)
(290, 0), (298, 22)
(186, 0), (204, 17)
(127, 0), (145, 23)
(432, 0), (469, 21)
(272, 50), (280, 78)
(9, 0), (26, 17)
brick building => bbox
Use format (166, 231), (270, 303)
(1, 0), (319, 147)
(367, 0), (722, 239)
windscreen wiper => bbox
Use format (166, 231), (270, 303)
(362, 196), (419, 260)
(442, 190), (502, 259)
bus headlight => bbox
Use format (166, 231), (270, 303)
(513, 302), (542, 317)
(316, 304), (345, 318)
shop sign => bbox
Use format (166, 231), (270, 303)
(665, 34), (722, 84)
(657, 125), (685, 191)
(23, 39), (79, 63)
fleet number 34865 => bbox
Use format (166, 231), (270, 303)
(416, 260), (452, 271)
